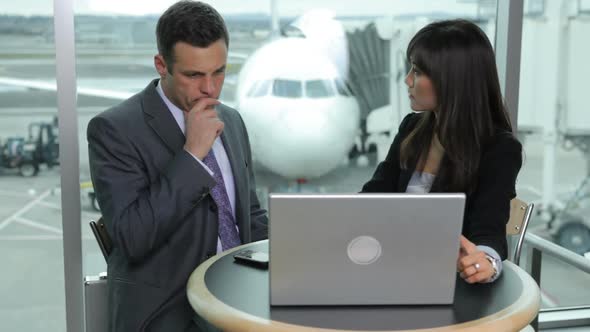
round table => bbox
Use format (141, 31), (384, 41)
(187, 240), (540, 332)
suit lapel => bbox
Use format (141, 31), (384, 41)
(140, 88), (250, 238)
(141, 79), (185, 153)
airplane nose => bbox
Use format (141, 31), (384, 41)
(284, 110), (329, 135)
(259, 100), (359, 179)
(238, 93), (360, 179)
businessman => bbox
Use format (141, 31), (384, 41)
(87, 1), (268, 331)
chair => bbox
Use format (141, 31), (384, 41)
(84, 273), (108, 332)
(507, 198), (535, 265)
(85, 218), (112, 332)
(89, 217), (112, 262)
(507, 198), (537, 332)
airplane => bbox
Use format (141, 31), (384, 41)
(236, 9), (359, 179)
(0, 11), (360, 182)
(237, 37), (359, 179)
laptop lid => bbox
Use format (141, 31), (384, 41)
(269, 193), (466, 306)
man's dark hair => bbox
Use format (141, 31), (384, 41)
(156, 1), (229, 73)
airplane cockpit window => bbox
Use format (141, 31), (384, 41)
(272, 79), (302, 98)
(305, 79), (335, 98)
(247, 80), (272, 97)
(335, 79), (353, 97)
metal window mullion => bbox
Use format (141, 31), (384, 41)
(495, 0), (525, 131)
(54, 0), (83, 331)
(539, 306), (590, 329)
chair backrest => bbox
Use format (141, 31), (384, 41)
(86, 219), (111, 332)
(89, 217), (112, 262)
(506, 198), (535, 265)
(84, 274), (108, 332)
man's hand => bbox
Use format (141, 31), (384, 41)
(183, 98), (223, 160)
(457, 235), (494, 284)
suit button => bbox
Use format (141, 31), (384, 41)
(209, 203), (218, 213)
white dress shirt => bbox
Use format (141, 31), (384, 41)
(156, 82), (238, 253)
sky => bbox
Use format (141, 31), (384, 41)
(1, 0), (478, 17)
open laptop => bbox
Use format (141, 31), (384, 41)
(269, 193), (466, 306)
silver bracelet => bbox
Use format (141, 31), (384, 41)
(485, 255), (499, 281)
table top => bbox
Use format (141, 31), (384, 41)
(187, 240), (540, 332)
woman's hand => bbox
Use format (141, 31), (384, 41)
(457, 235), (494, 283)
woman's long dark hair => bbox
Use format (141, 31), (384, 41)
(401, 19), (513, 194)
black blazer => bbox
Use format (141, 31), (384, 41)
(88, 80), (268, 331)
(362, 112), (522, 260)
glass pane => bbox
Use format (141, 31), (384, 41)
(272, 79), (302, 98)
(70, 0), (499, 325)
(69, 0), (497, 203)
(247, 80), (271, 97)
(0, 2), (66, 331)
(0, 1), (508, 330)
(74, 10), (153, 279)
(305, 79), (334, 98)
(517, 0), (590, 308)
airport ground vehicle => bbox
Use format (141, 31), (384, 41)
(542, 177), (590, 256)
(0, 137), (37, 176)
(0, 119), (59, 177)
(27, 121), (60, 168)
(81, 181), (100, 212)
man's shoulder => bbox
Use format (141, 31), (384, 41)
(91, 82), (157, 129)
(100, 96), (140, 119)
(217, 102), (245, 127)
(217, 102), (239, 118)
(88, 97), (141, 136)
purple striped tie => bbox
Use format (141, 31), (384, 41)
(202, 150), (241, 251)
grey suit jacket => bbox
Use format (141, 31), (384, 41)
(87, 79), (268, 332)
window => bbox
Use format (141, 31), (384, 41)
(517, 0), (590, 309)
(305, 79), (335, 98)
(272, 79), (302, 98)
(247, 80), (271, 97)
(0, 1), (513, 330)
(0, 3), (66, 331)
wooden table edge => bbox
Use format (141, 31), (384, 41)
(187, 240), (540, 332)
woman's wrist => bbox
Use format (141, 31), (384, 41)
(484, 254), (500, 282)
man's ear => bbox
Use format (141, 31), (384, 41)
(154, 54), (168, 78)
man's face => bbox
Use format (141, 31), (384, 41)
(155, 39), (227, 111)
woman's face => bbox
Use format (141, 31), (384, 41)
(405, 63), (437, 111)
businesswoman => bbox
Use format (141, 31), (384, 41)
(361, 19), (522, 284)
